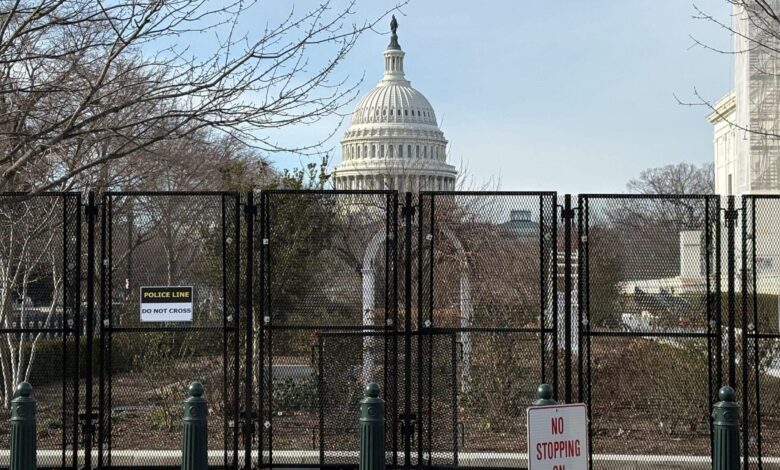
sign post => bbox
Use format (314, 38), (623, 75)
(140, 286), (194, 322)
(527, 402), (588, 470)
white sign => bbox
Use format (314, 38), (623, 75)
(527, 403), (588, 470)
(140, 286), (193, 322)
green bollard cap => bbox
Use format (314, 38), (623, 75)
(364, 382), (380, 399)
(15, 382), (32, 398)
(532, 383), (556, 406)
(718, 385), (735, 403)
(188, 381), (204, 398)
(537, 384), (553, 401)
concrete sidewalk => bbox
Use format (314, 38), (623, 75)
(3, 450), (779, 468)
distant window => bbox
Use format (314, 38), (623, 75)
(397, 109), (401, 116)
(404, 110), (408, 116)
(411, 110), (415, 116)
(728, 174), (733, 195)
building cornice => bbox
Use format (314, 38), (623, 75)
(708, 89), (736, 124)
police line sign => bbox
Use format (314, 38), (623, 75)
(527, 403), (588, 470)
(140, 286), (193, 322)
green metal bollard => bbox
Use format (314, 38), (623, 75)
(10, 382), (36, 470)
(359, 382), (385, 470)
(533, 384), (556, 406)
(181, 382), (208, 470)
(712, 386), (739, 470)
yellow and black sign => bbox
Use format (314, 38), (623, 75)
(140, 286), (193, 322)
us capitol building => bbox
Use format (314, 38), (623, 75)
(333, 17), (458, 191)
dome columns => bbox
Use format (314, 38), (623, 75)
(334, 172), (456, 191)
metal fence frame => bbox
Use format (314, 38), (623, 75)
(97, 191), (242, 469)
(416, 191), (558, 469)
(742, 195), (780, 470)
(256, 189), (398, 470)
(0, 192), (81, 470)
(577, 193), (722, 470)
(3, 190), (780, 469)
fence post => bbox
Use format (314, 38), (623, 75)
(712, 385), (739, 470)
(181, 382), (208, 470)
(10, 382), (36, 470)
(360, 382), (385, 470)
(533, 384), (556, 406)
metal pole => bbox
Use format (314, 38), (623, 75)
(533, 383), (557, 406)
(360, 383), (386, 470)
(84, 191), (97, 469)
(740, 196), (750, 468)
(712, 386), (739, 470)
(403, 192), (412, 470)
(726, 196), (736, 389)
(244, 192), (255, 470)
(182, 382), (208, 470)
(563, 195), (573, 403)
(10, 382), (36, 470)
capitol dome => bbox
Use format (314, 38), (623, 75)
(333, 17), (458, 192)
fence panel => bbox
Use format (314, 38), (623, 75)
(259, 190), (397, 469)
(417, 192), (557, 468)
(98, 192), (241, 469)
(743, 195), (780, 470)
(579, 194), (721, 470)
(318, 332), (395, 467)
(0, 193), (81, 469)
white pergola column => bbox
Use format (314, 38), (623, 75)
(362, 267), (375, 380)
(460, 272), (473, 392)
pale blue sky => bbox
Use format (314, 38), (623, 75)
(251, 1), (734, 193)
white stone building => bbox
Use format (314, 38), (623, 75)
(333, 17), (458, 191)
(709, 1), (780, 297)
(711, 1), (780, 196)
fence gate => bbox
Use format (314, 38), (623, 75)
(318, 331), (398, 466)
(256, 190), (398, 469)
(0, 193), (81, 469)
(742, 195), (780, 470)
(98, 192), (241, 468)
(578, 194), (721, 469)
(417, 192), (558, 468)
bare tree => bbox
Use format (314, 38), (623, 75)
(627, 162), (715, 195)
(0, 0), (403, 192)
(0, 198), (62, 408)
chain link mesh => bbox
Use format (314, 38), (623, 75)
(2, 191), (778, 470)
(0, 194), (80, 468)
(99, 193), (240, 468)
(579, 195), (720, 470)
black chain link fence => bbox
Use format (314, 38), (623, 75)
(579, 195), (721, 470)
(1, 190), (779, 470)
(98, 193), (240, 468)
(0, 193), (80, 469)
(417, 192), (557, 468)
(743, 196), (780, 470)
(259, 190), (397, 469)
